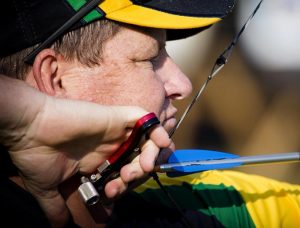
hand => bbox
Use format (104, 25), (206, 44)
(103, 141), (175, 199)
(1, 77), (171, 227)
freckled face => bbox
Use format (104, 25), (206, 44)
(60, 26), (192, 132)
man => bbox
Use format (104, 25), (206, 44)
(1, 0), (234, 226)
(2, 0), (300, 227)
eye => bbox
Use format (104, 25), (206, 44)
(150, 50), (164, 69)
(138, 55), (159, 70)
(137, 48), (165, 70)
(150, 55), (159, 68)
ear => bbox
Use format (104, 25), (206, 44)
(32, 49), (63, 96)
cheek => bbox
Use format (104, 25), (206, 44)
(61, 67), (167, 115)
(134, 81), (166, 115)
(61, 75), (108, 102)
(113, 73), (166, 116)
(102, 62), (167, 115)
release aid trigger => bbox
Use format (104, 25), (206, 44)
(78, 112), (160, 206)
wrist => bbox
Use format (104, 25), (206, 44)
(0, 75), (47, 149)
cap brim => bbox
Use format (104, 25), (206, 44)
(100, 0), (234, 30)
(104, 5), (220, 29)
(166, 26), (211, 41)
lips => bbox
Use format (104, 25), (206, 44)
(159, 104), (178, 132)
(162, 111), (177, 132)
(163, 117), (177, 132)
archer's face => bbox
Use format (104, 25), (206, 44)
(49, 26), (193, 133)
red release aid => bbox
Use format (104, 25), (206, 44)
(79, 112), (160, 206)
(108, 112), (159, 164)
(91, 112), (160, 196)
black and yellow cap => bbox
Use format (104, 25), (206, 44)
(100, 0), (234, 29)
(0, 0), (235, 58)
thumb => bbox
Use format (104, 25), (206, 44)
(97, 106), (150, 142)
(108, 106), (150, 127)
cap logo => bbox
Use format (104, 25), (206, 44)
(66, 0), (104, 23)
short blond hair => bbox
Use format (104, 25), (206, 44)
(0, 19), (120, 80)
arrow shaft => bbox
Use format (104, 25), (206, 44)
(155, 152), (300, 172)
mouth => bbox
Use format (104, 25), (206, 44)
(162, 116), (177, 133)
(160, 106), (178, 133)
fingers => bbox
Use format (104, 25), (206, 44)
(104, 177), (128, 199)
(155, 141), (175, 165)
(119, 124), (172, 180)
(147, 124), (172, 148)
(104, 137), (173, 199)
(104, 155), (145, 199)
(79, 107), (172, 200)
(104, 157), (144, 199)
(139, 140), (161, 172)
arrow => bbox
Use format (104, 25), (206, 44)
(153, 150), (300, 177)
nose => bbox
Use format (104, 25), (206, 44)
(156, 50), (193, 100)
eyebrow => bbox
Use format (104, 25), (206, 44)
(147, 39), (165, 59)
(142, 28), (166, 51)
(138, 33), (165, 59)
